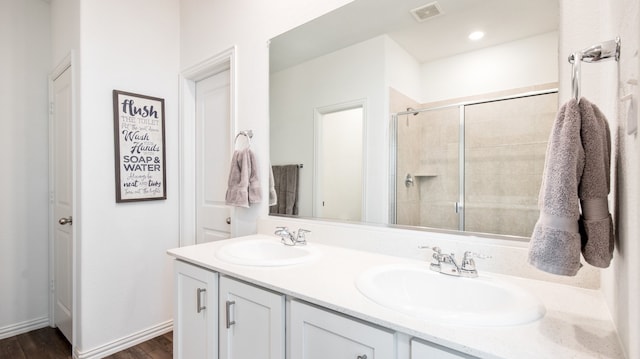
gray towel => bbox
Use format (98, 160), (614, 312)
(578, 99), (614, 268)
(269, 165), (299, 215)
(528, 98), (614, 276)
(268, 163), (277, 206)
(225, 148), (262, 207)
(247, 149), (262, 205)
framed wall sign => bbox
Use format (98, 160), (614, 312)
(112, 90), (167, 202)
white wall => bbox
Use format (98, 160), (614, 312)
(561, 1), (640, 358)
(0, 0), (51, 338)
(76, 0), (180, 354)
(270, 36), (386, 221)
(384, 36), (422, 107)
(421, 32), (559, 103)
(51, 0), (180, 355)
(181, 0), (353, 235)
(50, 0), (79, 69)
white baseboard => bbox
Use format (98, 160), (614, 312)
(74, 320), (173, 359)
(0, 317), (50, 340)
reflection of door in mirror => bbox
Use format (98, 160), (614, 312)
(315, 106), (363, 221)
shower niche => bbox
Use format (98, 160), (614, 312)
(391, 88), (558, 238)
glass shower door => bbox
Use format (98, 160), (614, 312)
(392, 90), (557, 237)
(463, 93), (557, 237)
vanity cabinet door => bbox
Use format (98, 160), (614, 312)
(290, 300), (395, 359)
(411, 338), (477, 359)
(173, 260), (218, 359)
(219, 276), (285, 359)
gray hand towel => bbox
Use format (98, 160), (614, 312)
(225, 149), (250, 207)
(269, 165), (299, 215)
(528, 98), (614, 276)
(225, 148), (262, 207)
(247, 149), (262, 205)
(578, 99), (614, 268)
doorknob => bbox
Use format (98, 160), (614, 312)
(226, 217), (231, 224)
(58, 216), (72, 225)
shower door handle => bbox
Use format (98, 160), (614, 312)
(454, 202), (461, 213)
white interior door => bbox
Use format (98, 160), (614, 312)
(195, 70), (232, 244)
(316, 107), (363, 221)
(52, 66), (73, 342)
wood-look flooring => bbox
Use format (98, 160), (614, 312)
(0, 327), (173, 359)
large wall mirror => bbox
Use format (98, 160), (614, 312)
(269, 0), (559, 241)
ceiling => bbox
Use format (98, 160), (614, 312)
(270, 0), (559, 72)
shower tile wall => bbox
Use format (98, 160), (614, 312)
(464, 93), (557, 237)
(416, 107), (460, 231)
(394, 88), (558, 238)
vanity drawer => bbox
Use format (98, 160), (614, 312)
(290, 300), (395, 359)
(411, 338), (477, 359)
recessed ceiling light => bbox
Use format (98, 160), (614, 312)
(468, 31), (485, 41)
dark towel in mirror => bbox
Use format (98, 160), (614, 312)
(270, 165), (299, 215)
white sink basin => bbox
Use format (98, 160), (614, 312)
(355, 263), (545, 326)
(215, 237), (320, 266)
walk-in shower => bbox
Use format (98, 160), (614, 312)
(390, 89), (558, 238)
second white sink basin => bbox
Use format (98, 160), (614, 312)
(215, 236), (320, 266)
(355, 263), (545, 327)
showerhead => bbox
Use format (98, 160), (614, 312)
(406, 107), (419, 116)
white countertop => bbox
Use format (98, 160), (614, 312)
(167, 234), (624, 359)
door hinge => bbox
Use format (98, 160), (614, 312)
(49, 102), (54, 115)
(50, 279), (55, 292)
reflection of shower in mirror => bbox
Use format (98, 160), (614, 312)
(391, 87), (558, 238)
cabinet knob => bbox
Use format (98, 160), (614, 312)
(357, 355), (367, 359)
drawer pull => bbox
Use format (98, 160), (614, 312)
(357, 356), (367, 359)
(196, 288), (206, 313)
(226, 300), (236, 328)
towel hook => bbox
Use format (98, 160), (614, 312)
(234, 130), (253, 149)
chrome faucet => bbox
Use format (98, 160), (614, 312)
(274, 227), (310, 246)
(420, 246), (490, 278)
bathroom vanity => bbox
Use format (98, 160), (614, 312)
(168, 234), (624, 359)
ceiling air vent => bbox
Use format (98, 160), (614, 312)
(410, 1), (443, 22)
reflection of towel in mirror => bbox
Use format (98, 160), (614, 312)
(269, 165), (299, 215)
(528, 98), (614, 276)
(268, 163), (277, 206)
(225, 148), (262, 207)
